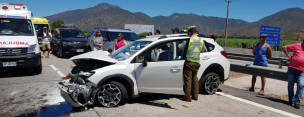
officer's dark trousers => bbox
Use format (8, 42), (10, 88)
(183, 60), (200, 101)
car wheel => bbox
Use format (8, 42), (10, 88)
(33, 63), (42, 74)
(96, 81), (128, 107)
(57, 47), (64, 58)
(200, 72), (220, 94)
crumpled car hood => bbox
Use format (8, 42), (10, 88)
(70, 51), (117, 63)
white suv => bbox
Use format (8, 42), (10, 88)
(58, 34), (230, 107)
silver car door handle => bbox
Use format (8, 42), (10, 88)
(202, 56), (210, 60)
(170, 67), (181, 71)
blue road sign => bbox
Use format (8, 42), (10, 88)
(260, 32), (281, 45)
(260, 25), (281, 45)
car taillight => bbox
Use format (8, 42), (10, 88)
(221, 51), (227, 58)
(2, 6), (8, 10)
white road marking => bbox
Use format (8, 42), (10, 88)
(216, 92), (301, 117)
(50, 65), (65, 77)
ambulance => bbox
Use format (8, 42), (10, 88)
(0, 3), (42, 74)
(31, 17), (52, 47)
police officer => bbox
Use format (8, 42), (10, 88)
(181, 26), (204, 102)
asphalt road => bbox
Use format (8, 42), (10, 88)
(0, 53), (302, 117)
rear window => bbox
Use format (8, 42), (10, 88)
(108, 32), (140, 41)
(0, 18), (34, 36)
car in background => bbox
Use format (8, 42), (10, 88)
(87, 28), (140, 53)
(51, 28), (88, 58)
(59, 33), (230, 108)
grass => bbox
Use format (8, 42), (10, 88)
(216, 38), (302, 51)
(228, 71), (249, 79)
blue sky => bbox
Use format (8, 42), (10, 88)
(2, 0), (304, 22)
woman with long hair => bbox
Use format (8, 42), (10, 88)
(115, 33), (127, 50)
(93, 30), (103, 50)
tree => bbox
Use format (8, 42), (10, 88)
(51, 20), (64, 29)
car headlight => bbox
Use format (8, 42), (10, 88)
(63, 41), (73, 46)
(27, 44), (36, 53)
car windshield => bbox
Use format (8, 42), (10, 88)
(34, 24), (49, 33)
(110, 41), (152, 61)
(108, 32), (140, 41)
(0, 18), (34, 36)
(61, 30), (86, 38)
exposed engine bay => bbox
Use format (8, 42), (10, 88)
(58, 59), (114, 107)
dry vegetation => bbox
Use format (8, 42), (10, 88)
(265, 94), (304, 105)
(228, 71), (250, 79)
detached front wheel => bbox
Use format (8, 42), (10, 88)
(200, 72), (220, 94)
(97, 81), (128, 107)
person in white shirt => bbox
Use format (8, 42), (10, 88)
(42, 27), (51, 58)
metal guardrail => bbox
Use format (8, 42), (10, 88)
(230, 62), (288, 81)
(227, 52), (289, 69)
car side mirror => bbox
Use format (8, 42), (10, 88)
(142, 61), (147, 67)
(108, 49), (112, 53)
(51, 29), (54, 34)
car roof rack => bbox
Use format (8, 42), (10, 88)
(94, 27), (107, 29)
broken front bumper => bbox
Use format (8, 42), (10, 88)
(58, 81), (83, 107)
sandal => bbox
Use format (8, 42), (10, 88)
(258, 89), (264, 95)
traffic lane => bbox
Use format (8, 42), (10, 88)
(228, 58), (288, 70)
(42, 52), (75, 76)
(0, 59), (63, 116)
(71, 94), (287, 117)
(220, 85), (304, 116)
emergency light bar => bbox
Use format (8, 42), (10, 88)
(9, 3), (23, 6)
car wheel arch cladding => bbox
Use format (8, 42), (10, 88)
(201, 63), (224, 83)
(96, 74), (134, 98)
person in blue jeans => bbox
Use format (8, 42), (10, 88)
(282, 40), (304, 109)
(248, 34), (272, 94)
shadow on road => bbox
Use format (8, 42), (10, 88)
(0, 68), (39, 78)
(126, 94), (179, 110)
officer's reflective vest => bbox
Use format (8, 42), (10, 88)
(186, 35), (204, 63)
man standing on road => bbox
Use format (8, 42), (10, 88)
(155, 30), (160, 35)
(41, 27), (51, 58)
(282, 40), (304, 109)
(181, 26), (204, 102)
(171, 27), (179, 34)
(248, 34), (272, 94)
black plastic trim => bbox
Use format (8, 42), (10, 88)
(201, 63), (225, 82)
(96, 74), (135, 97)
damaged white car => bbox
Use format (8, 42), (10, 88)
(58, 34), (230, 107)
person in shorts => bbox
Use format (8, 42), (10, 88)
(248, 34), (272, 94)
(42, 27), (51, 58)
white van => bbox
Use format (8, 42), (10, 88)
(0, 3), (42, 74)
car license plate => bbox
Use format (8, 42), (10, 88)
(3, 62), (16, 67)
(76, 49), (84, 52)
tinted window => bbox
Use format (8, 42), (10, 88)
(108, 32), (140, 41)
(61, 30), (85, 38)
(90, 31), (95, 37)
(0, 18), (34, 36)
(205, 41), (215, 52)
(101, 31), (109, 41)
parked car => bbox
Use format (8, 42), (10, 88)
(87, 28), (140, 53)
(51, 28), (88, 58)
(59, 34), (230, 108)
